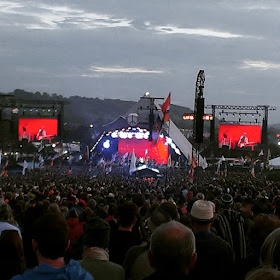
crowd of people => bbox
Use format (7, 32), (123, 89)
(1, 165), (280, 279)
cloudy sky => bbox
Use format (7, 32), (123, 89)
(1, 0), (280, 123)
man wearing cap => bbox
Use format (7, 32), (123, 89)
(212, 194), (246, 263)
(189, 200), (234, 280)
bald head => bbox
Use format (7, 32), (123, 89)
(149, 221), (196, 274)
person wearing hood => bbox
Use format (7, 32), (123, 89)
(11, 213), (93, 280)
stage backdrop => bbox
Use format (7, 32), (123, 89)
(218, 124), (261, 149)
(18, 118), (58, 141)
(118, 137), (168, 164)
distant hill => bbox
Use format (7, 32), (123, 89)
(10, 89), (193, 129)
(8, 89), (279, 144)
(6, 89), (193, 142)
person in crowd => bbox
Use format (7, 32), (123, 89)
(260, 227), (280, 269)
(0, 202), (22, 238)
(160, 201), (179, 221)
(47, 202), (61, 215)
(212, 193), (247, 262)
(144, 221), (197, 280)
(109, 201), (140, 265)
(21, 197), (44, 268)
(79, 216), (125, 280)
(237, 213), (280, 278)
(11, 213), (93, 280)
(0, 230), (26, 280)
(67, 196), (81, 216)
(189, 199), (234, 280)
(123, 207), (171, 280)
(66, 209), (85, 259)
(132, 193), (146, 243)
(244, 266), (280, 280)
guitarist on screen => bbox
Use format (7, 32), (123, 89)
(36, 126), (47, 141)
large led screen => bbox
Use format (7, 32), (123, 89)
(18, 118), (58, 142)
(218, 124), (261, 149)
(118, 137), (168, 164)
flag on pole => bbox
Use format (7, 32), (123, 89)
(83, 146), (89, 161)
(239, 156), (245, 165)
(167, 154), (172, 168)
(189, 156), (197, 183)
(266, 149), (271, 169)
(162, 92), (171, 123)
(120, 152), (128, 166)
(22, 160), (28, 175)
(129, 150), (137, 175)
(202, 157), (208, 170)
(216, 156), (224, 176)
(251, 166), (255, 178)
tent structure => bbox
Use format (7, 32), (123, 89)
(95, 93), (205, 167)
(269, 157), (280, 169)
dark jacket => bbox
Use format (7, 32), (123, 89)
(189, 230), (234, 280)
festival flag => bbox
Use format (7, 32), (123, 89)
(38, 140), (44, 153)
(22, 160), (28, 176)
(202, 157), (208, 170)
(98, 157), (106, 168)
(109, 152), (118, 164)
(162, 92), (171, 123)
(83, 146), (89, 161)
(251, 166), (255, 178)
(167, 154), (172, 168)
(239, 156), (245, 165)
(216, 160), (221, 176)
(216, 156), (224, 176)
(224, 164), (228, 177)
(120, 152), (128, 165)
(129, 150), (137, 174)
(266, 149), (271, 169)
(189, 156), (197, 183)
(39, 155), (44, 167)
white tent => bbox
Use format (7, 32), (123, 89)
(269, 157), (280, 169)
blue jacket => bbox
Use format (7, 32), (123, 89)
(11, 259), (93, 280)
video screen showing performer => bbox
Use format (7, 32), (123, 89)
(36, 126), (47, 141)
(237, 132), (249, 148)
(18, 118), (58, 142)
(219, 132), (231, 148)
(19, 127), (31, 142)
(218, 124), (261, 150)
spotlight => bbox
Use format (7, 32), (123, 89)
(111, 132), (118, 138)
(166, 137), (172, 144)
(144, 132), (149, 139)
(103, 140), (110, 149)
